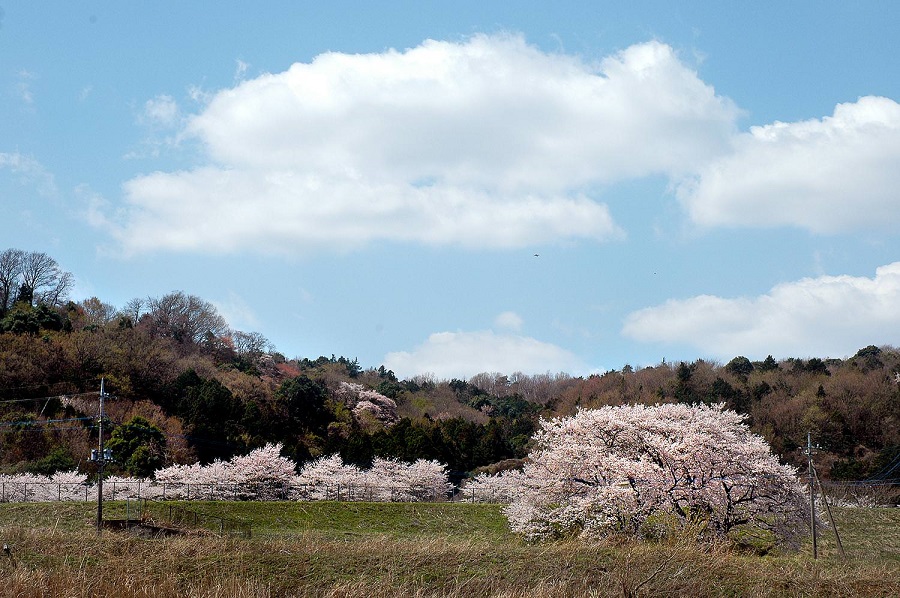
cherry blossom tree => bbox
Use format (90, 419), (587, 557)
(152, 459), (232, 499)
(462, 470), (524, 503)
(0, 471), (87, 502)
(364, 457), (453, 501)
(295, 454), (452, 501)
(336, 381), (399, 427)
(149, 443), (297, 499)
(295, 454), (363, 500)
(228, 443), (296, 498)
(503, 403), (809, 545)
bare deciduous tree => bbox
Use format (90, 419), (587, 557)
(146, 291), (229, 346)
(78, 297), (119, 328)
(231, 330), (271, 358)
(0, 248), (26, 313)
(0, 248), (72, 313)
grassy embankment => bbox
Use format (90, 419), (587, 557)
(0, 501), (897, 597)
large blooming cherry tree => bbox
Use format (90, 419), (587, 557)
(503, 403), (808, 545)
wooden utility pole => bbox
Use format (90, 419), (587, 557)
(812, 466), (845, 558)
(807, 432), (817, 559)
(94, 378), (108, 533)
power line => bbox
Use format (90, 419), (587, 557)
(864, 448), (900, 481)
(0, 392), (98, 405)
(0, 425), (96, 433)
(0, 381), (80, 394)
(0, 416), (95, 428)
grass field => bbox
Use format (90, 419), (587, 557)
(0, 501), (897, 597)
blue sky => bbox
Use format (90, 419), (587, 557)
(2, 2), (899, 379)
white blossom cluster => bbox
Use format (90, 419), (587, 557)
(0, 444), (453, 503)
(490, 404), (809, 544)
(461, 470), (524, 504)
(149, 442), (297, 499)
(0, 470), (89, 502)
(336, 381), (399, 427)
(295, 454), (452, 501)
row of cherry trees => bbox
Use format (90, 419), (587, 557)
(0, 443), (452, 503)
(2, 406), (814, 548)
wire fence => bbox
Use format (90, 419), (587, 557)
(139, 498), (252, 538)
(1, 479), (896, 506)
(0, 481), (93, 503)
(0, 480), (456, 503)
(97, 496), (252, 537)
(817, 480), (900, 508)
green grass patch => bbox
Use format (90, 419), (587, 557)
(190, 500), (512, 540)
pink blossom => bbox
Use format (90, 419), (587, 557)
(502, 403), (809, 545)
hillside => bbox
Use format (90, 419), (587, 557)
(0, 253), (897, 482)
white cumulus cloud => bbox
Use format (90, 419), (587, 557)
(678, 96), (900, 233)
(622, 262), (900, 359)
(110, 34), (738, 255)
(383, 330), (584, 380)
(494, 311), (523, 331)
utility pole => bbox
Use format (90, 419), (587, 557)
(806, 432), (817, 559)
(91, 378), (111, 534)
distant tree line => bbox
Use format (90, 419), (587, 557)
(0, 248), (897, 486)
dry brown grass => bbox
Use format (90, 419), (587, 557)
(0, 503), (897, 597)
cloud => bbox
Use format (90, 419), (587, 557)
(109, 34), (738, 255)
(117, 169), (621, 253)
(678, 96), (900, 233)
(494, 311), (523, 331)
(15, 70), (35, 105)
(0, 152), (57, 197)
(234, 59), (250, 83)
(140, 94), (181, 128)
(383, 330), (584, 380)
(622, 262), (900, 359)
(212, 291), (261, 331)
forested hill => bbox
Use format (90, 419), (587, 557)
(0, 249), (897, 482)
